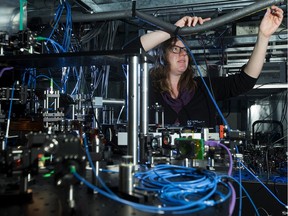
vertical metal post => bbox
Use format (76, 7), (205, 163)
(91, 132), (100, 193)
(94, 108), (99, 128)
(127, 55), (139, 165)
(139, 53), (149, 163)
(68, 185), (75, 209)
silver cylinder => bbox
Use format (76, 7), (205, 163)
(127, 55), (139, 165)
(139, 53), (149, 163)
(118, 155), (134, 194)
(140, 54), (149, 135)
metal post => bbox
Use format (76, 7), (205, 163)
(68, 185), (75, 209)
(139, 53), (149, 163)
(127, 55), (139, 165)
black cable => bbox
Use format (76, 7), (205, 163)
(132, 0), (136, 17)
(136, 0), (285, 35)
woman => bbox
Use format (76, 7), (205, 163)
(142, 6), (283, 127)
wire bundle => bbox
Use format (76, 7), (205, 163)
(35, 1), (73, 54)
(134, 164), (231, 213)
(69, 138), (231, 214)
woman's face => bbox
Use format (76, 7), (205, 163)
(166, 40), (189, 76)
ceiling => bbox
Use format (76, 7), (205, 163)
(0, 0), (287, 69)
(27, 0), (259, 20)
(25, 0), (276, 29)
(2, 0), (287, 42)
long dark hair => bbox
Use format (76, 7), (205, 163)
(150, 37), (197, 94)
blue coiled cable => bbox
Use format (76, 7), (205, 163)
(72, 166), (231, 214)
(75, 150), (232, 215)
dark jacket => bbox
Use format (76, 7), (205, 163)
(149, 71), (257, 127)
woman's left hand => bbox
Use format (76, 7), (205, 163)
(259, 5), (284, 38)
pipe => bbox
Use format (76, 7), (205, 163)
(63, 10), (132, 22)
(139, 51), (149, 163)
(140, 53), (149, 136)
(135, 0), (285, 35)
(127, 55), (139, 165)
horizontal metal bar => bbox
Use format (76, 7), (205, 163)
(103, 98), (125, 105)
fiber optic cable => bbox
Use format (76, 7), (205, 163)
(205, 140), (235, 215)
(36, 37), (66, 53)
(219, 175), (260, 216)
(71, 165), (231, 214)
(0, 67), (13, 77)
(4, 82), (16, 149)
(48, 3), (64, 41)
(235, 145), (243, 216)
(70, 67), (82, 96)
(36, 74), (61, 90)
(240, 161), (288, 209)
(177, 36), (231, 131)
(81, 142), (232, 214)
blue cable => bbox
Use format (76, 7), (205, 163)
(99, 168), (118, 174)
(48, 4), (64, 40)
(219, 175), (260, 216)
(4, 82), (16, 149)
(235, 145), (243, 216)
(238, 160), (242, 216)
(21, 68), (36, 88)
(30, 68), (35, 88)
(135, 164), (224, 209)
(205, 140), (236, 215)
(239, 161), (288, 209)
(136, 168), (211, 193)
(39, 2), (72, 53)
(177, 36), (231, 131)
(37, 37), (65, 53)
(121, 64), (128, 79)
(47, 38), (66, 53)
(72, 165), (231, 214)
(70, 67), (82, 96)
(21, 68), (28, 84)
(61, 67), (70, 93)
(36, 75), (61, 90)
(62, 1), (73, 52)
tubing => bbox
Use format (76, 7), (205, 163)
(61, 10), (132, 22)
(135, 0), (285, 35)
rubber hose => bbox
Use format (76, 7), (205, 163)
(135, 0), (285, 35)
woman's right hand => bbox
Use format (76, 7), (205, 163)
(141, 16), (211, 51)
(175, 16), (211, 27)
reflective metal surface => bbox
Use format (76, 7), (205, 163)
(0, 1), (27, 33)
